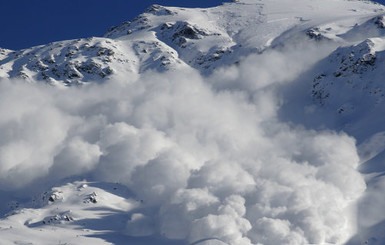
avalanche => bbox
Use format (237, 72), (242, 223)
(1, 0), (385, 244)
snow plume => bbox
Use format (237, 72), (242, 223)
(0, 48), (365, 244)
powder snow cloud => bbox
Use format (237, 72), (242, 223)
(0, 44), (366, 244)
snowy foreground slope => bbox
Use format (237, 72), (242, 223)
(2, 0), (385, 244)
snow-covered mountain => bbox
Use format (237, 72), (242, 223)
(1, 0), (384, 84)
(2, 0), (385, 244)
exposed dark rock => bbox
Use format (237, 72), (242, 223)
(145, 4), (175, 15)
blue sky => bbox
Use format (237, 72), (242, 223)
(0, 0), (384, 50)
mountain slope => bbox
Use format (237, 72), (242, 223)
(1, 0), (384, 84)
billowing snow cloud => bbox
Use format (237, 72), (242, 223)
(0, 46), (366, 244)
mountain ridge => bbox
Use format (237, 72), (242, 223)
(1, 0), (384, 85)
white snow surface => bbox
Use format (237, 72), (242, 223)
(1, 0), (385, 244)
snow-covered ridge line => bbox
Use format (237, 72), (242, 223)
(0, 0), (384, 86)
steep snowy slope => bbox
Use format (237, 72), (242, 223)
(0, 181), (140, 245)
(2, 0), (385, 245)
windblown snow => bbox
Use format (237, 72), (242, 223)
(1, 0), (385, 244)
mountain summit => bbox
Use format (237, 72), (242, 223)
(1, 0), (384, 85)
